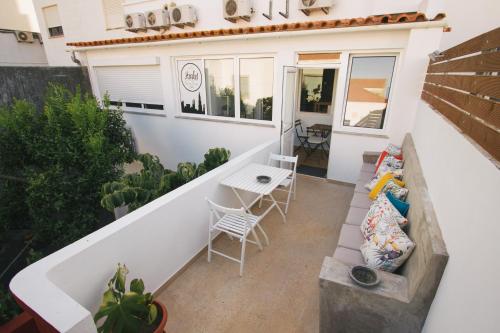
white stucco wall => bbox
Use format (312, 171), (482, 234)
(414, 102), (500, 333)
(0, 0), (40, 32)
(79, 26), (444, 182)
(0, 32), (48, 66)
(413, 1), (500, 331)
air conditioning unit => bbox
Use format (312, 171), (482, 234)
(169, 5), (197, 28)
(146, 8), (170, 30)
(124, 12), (146, 32)
(223, 0), (254, 23)
(14, 30), (34, 43)
(298, 0), (334, 16)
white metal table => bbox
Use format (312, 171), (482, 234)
(220, 163), (292, 245)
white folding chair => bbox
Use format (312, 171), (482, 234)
(206, 198), (265, 276)
(259, 153), (298, 214)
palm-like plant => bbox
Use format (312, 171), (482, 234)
(94, 264), (158, 333)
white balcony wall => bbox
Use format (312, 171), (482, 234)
(413, 101), (500, 333)
(10, 139), (280, 333)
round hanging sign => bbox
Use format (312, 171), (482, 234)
(180, 63), (202, 92)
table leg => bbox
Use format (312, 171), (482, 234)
(231, 187), (252, 214)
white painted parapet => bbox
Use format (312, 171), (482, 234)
(10, 139), (280, 332)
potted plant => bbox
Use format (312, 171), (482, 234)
(94, 264), (167, 333)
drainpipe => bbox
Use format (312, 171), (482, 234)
(71, 50), (81, 66)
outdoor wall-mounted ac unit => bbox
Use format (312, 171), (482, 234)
(298, 0), (335, 16)
(146, 8), (170, 29)
(14, 30), (34, 43)
(124, 12), (146, 32)
(169, 5), (197, 28)
(223, 0), (254, 23)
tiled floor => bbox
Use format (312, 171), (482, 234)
(296, 147), (329, 170)
(156, 175), (354, 333)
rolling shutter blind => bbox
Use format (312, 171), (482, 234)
(43, 5), (61, 28)
(102, 0), (124, 29)
(95, 65), (163, 105)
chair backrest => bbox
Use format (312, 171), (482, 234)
(268, 153), (298, 173)
(295, 119), (305, 136)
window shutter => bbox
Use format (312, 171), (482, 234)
(43, 5), (62, 28)
(95, 65), (163, 105)
(102, 0), (124, 29)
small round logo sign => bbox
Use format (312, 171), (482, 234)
(180, 63), (202, 92)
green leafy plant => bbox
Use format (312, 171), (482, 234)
(0, 84), (135, 248)
(203, 148), (231, 171)
(94, 264), (159, 333)
(0, 287), (21, 326)
(101, 148), (231, 216)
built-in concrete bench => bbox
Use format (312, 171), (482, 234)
(319, 134), (449, 333)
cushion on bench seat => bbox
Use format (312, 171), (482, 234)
(350, 192), (372, 209)
(361, 163), (376, 173)
(354, 180), (369, 194)
(338, 224), (364, 250)
(357, 171), (373, 182)
(345, 207), (369, 226)
(333, 246), (365, 266)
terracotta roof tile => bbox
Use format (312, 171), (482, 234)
(67, 12), (446, 48)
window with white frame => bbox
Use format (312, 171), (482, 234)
(95, 65), (164, 113)
(176, 56), (274, 122)
(102, 0), (124, 29)
(43, 5), (64, 37)
(342, 55), (397, 129)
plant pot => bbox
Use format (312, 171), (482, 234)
(152, 301), (168, 333)
(113, 205), (129, 220)
(348, 266), (380, 288)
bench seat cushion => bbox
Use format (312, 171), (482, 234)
(357, 171), (373, 182)
(333, 246), (365, 266)
(338, 224), (364, 250)
(351, 192), (372, 209)
(354, 180), (369, 194)
(345, 207), (369, 226)
(361, 163), (376, 173)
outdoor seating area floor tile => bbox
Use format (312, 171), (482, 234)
(156, 175), (354, 333)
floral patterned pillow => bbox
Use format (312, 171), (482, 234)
(386, 143), (402, 157)
(360, 193), (408, 240)
(377, 165), (404, 180)
(360, 226), (415, 272)
(381, 155), (404, 169)
(382, 179), (409, 201)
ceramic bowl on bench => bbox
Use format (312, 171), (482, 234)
(349, 266), (380, 288)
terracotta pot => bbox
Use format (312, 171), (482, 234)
(153, 301), (168, 333)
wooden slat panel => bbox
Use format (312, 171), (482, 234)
(430, 27), (500, 63)
(422, 91), (500, 160)
(465, 118), (500, 161)
(421, 91), (468, 127)
(428, 51), (500, 73)
(423, 83), (499, 128)
(424, 74), (500, 99)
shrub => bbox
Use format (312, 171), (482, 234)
(0, 287), (21, 326)
(0, 84), (136, 248)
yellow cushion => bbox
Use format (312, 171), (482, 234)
(369, 173), (405, 200)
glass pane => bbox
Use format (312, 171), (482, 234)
(299, 68), (335, 113)
(204, 59), (235, 117)
(240, 58), (274, 121)
(343, 56), (396, 129)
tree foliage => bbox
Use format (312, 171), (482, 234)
(0, 84), (136, 247)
